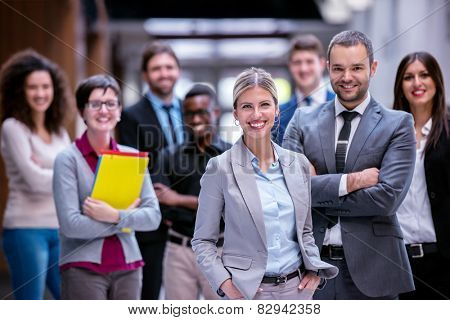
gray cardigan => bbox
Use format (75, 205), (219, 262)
(53, 143), (161, 265)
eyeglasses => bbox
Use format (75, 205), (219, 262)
(86, 100), (120, 110)
(183, 109), (210, 118)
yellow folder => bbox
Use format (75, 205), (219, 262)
(91, 150), (149, 210)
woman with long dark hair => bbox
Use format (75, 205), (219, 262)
(393, 52), (449, 299)
(0, 49), (71, 299)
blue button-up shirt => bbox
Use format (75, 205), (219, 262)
(146, 91), (184, 146)
(246, 147), (302, 276)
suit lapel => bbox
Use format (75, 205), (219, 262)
(345, 99), (382, 172)
(318, 101), (337, 173)
(139, 96), (169, 148)
(281, 95), (298, 126)
(230, 139), (267, 246)
(326, 89), (335, 101)
(275, 145), (308, 232)
(289, 94), (299, 108)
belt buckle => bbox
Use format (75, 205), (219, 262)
(329, 246), (344, 261)
(274, 275), (288, 286)
(410, 243), (424, 258)
(184, 237), (193, 247)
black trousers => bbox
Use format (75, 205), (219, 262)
(139, 240), (166, 300)
(400, 252), (450, 300)
(313, 256), (398, 300)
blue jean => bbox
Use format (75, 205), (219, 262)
(2, 228), (61, 300)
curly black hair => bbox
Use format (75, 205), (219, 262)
(0, 49), (70, 134)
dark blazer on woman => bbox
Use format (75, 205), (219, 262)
(424, 118), (450, 258)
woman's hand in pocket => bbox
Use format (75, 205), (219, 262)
(220, 279), (244, 300)
(299, 271), (321, 291)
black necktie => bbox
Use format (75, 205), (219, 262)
(328, 111), (358, 229)
(162, 104), (178, 145)
(304, 96), (312, 106)
(335, 111), (358, 173)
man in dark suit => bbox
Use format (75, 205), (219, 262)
(118, 42), (183, 299)
(274, 34), (335, 145)
(283, 30), (416, 299)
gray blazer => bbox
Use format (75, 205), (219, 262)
(53, 143), (161, 265)
(192, 138), (338, 300)
(283, 98), (416, 297)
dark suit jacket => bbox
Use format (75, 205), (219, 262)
(424, 118), (450, 258)
(118, 96), (183, 171)
(283, 98), (416, 297)
(273, 90), (335, 145)
(118, 96), (183, 244)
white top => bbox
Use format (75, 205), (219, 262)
(1, 118), (70, 228)
(295, 83), (329, 107)
(396, 118), (436, 244)
(324, 93), (371, 246)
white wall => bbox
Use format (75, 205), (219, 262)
(348, 0), (449, 107)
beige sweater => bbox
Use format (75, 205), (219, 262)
(1, 118), (70, 228)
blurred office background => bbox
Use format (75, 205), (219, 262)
(0, 0), (448, 298)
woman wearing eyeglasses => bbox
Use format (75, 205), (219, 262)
(0, 50), (70, 300)
(53, 74), (161, 299)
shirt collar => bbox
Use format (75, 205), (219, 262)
(295, 83), (328, 105)
(421, 117), (432, 136)
(76, 131), (118, 157)
(183, 135), (228, 154)
(244, 142), (279, 166)
(334, 92), (371, 117)
(146, 90), (179, 110)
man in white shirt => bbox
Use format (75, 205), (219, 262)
(283, 30), (416, 299)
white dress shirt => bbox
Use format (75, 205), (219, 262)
(396, 118), (436, 244)
(323, 93), (371, 246)
(295, 83), (329, 107)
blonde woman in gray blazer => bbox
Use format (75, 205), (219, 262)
(192, 68), (338, 300)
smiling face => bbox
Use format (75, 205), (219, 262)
(83, 87), (121, 134)
(288, 50), (325, 93)
(401, 60), (436, 110)
(25, 70), (54, 116)
(328, 43), (377, 109)
(143, 53), (180, 99)
(234, 86), (278, 142)
(183, 94), (217, 139)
